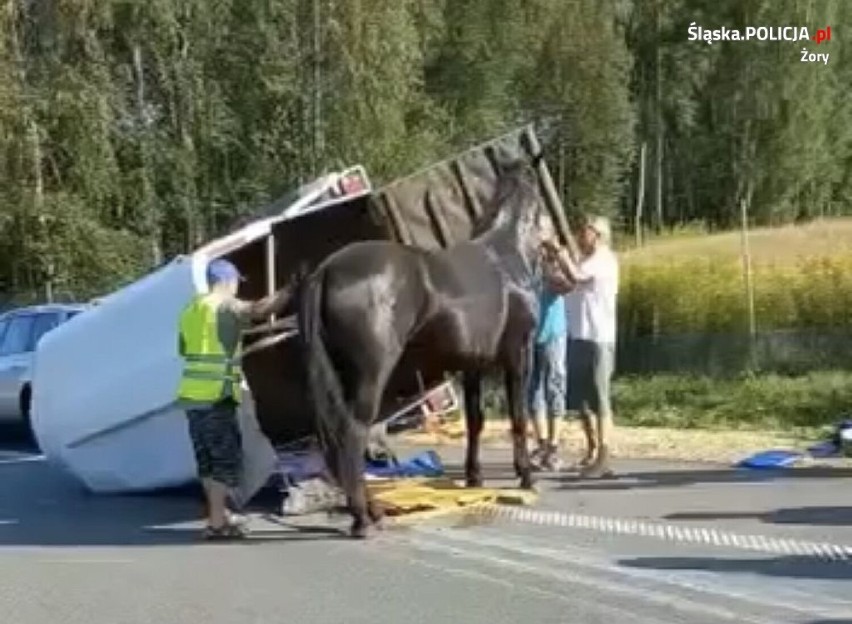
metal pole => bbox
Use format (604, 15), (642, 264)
(635, 142), (647, 247)
(525, 127), (579, 260)
(265, 234), (276, 322)
(740, 199), (756, 360)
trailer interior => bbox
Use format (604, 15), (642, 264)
(201, 125), (572, 446)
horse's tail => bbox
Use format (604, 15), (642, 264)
(299, 268), (349, 482)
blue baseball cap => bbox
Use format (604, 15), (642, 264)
(206, 259), (242, 286)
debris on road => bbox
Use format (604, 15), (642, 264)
(276, 445), (535, 522)
(370, 478), (536, 522)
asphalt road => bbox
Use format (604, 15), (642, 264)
(1, 428), (851, 624)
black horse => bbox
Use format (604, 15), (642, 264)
(298, 160), (547, 538)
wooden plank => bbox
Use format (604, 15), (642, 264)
(382, 194), (412, 245)
(424, 188), (452, 248)
(242, 315), (297, 336)
(524, 126), (579, 259)
(453, 160), (482, 223)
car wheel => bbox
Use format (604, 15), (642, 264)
(19, 385), (35, 443)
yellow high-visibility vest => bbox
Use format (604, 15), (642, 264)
(176, 293), (242, 403)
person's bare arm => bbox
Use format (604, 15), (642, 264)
(229, 284), (297, 322)
(546, 269), (574, 295)
(542, 259), (574, 294)
(543, 239), (592, 284)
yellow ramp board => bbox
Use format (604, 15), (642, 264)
(367, 478), (537, 522)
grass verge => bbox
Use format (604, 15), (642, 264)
(397, 370), (852, 464)
(397, 420), (818, 464)
(613, 370), (852, 430)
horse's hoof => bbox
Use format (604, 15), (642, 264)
(369, 510), (387, 532)
(350, 523), (370, 539)
(519, 475), (535, 490)
(465, 477), (483, 488)
(368, 503), (386, 523)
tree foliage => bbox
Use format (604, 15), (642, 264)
(0, 0), (847, 301)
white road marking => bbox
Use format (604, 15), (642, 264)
(402, 525), (852, 621)
(463, 504), (852, 561)
(398, 530), (776, 624)
(37, 558), (135, 564)
(384, 543), (748, 624)
(0, 455), (44, 465)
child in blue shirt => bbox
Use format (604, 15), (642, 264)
(527, 257), (571, 471)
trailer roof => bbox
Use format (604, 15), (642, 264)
(196, 167), (372, 261)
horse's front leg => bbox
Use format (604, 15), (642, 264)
(462, 372), (484, 487)
(505, 363), (534, 490)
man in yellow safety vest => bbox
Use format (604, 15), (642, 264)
(177, 258), (290, 540)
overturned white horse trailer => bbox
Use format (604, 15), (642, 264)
(31, 125), (572, 494)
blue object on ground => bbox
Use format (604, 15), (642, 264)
(833, 419), (852, 444)
(807, 440), (840, 458)
(802, 419), (852, 459)
(736, 449), (804, 469)
(366, 450), (444, 478)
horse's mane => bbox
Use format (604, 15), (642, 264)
(471, 159), (538, 239)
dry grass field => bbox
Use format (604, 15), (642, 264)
(621, 217), (852, 265)
(604, 218), (852, 435)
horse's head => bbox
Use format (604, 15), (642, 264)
(472, 157), (548, 287)
(481, 158), (541, 224)
(492, 159), (546, 259)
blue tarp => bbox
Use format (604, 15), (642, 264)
(737, 419), (852, 468)
(737, 449), (804, 469)
(274, 448), (446, 484)
(365, 450), (444, 478)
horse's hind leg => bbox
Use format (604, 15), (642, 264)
(463, 372), (484, 488)
(350, 365), (397, 533)
(505, 365), (534, 490)
(332, 418), (372, 538)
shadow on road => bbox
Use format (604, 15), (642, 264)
(665, 507), (852, 526)
(0, 423), (38, 453)
(0, 457), (200, 547)
(619, 555), (852, 582)
(557, 466), (852, 492)
(442, 461), (521, 482)
(0, 450), (345, 548)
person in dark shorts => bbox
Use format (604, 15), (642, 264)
(543, 215), (619, 478)
(177, 259), (291, 540)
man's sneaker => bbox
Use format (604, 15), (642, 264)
(542, 451), (564, 472)
(529, 443), (547, 471)
(530, 444), (562, 472)
(566, 451), (596, 472)
(579, 446), (615, 479)
(203, 522), (248, 541)
(227, 511), (250, 527)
